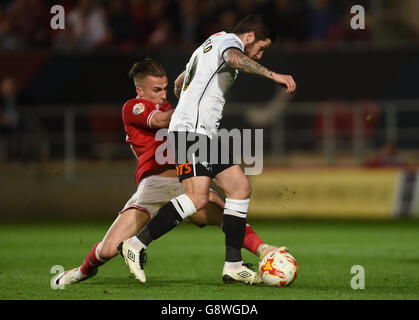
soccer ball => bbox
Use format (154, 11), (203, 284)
(259, 251), (298, 286)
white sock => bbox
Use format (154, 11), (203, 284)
(95, 242), (107, 262)
(171, 194), (197, 219)
(224, 260), (243, 270)
(76, 267), (87, 279)
(129, 236), (146, 251)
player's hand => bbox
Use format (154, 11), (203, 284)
(272, 73), (296, 94)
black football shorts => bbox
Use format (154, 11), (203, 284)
(169, 131), (236, 182)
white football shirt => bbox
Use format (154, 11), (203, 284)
(169, 32), (244, 139)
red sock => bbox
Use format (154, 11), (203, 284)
(79, 242), (106, 276)
(243, 224), (264, 256)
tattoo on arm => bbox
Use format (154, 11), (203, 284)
(223, 48), (273, 79)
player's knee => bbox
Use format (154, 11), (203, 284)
(238, 183), (251, 199)
(186, 192), (209, 211)
(226, 179), (251, 200)
(193, 196), (209, 212)
(244, 183), (252, 198)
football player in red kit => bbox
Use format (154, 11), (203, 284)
(54, 58), (285, 285)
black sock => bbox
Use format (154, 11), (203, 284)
(136, 201), (183, 246)
(223, 215), (246, 262)
(223, 198), (249, 263)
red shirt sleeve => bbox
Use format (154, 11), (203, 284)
(123, 99), (162, 129)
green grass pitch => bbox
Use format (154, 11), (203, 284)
(1, 218), (418, 300)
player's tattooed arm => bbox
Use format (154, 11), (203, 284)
(174, 71), (185, 99)
(223, 48), (271, 77)
(223, 48), (296, 93)
(150, 109), (175, 129)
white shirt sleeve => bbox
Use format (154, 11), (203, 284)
(218, 34), (244, 59)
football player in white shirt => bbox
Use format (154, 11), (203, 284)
(119, 14), (296, 285)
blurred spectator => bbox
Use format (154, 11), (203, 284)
(14, 0), (50, 47)
(0, 77), (21, 160)
(0, 6), (24, 50)
(327, 4), (372, 44)
(307, 0), (340, 42)
(129, 0), (152, 44)
(0, 0), (417, 50)
(54, 0), (110, 51)
(364, 142), (406, 167)
(201, 7), (238, 39)
(178, 0), (204, 44)
(261, 0), (309, 43)
(0, 77), (49, 162)
(146, 0), (176, 46)
(148, 19), (175, 46)
(107, 0), (136, 48)
(0, 78), (19, 129)
(397, 0), (419, 38)
(0, 0), (50, 50)
(192, 0), (220, 39)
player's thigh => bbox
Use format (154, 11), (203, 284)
(99, 208), (150, 259)
(181, 176), (212, 210)
(213, 164), (251, 200)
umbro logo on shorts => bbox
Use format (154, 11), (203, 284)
(127, 250), (135, 263)
(237, 270), (252, 278)
(201, 161), (212, 172)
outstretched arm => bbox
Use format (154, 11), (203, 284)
(223, 48), (296, 94)
(174, 71), (185, 99)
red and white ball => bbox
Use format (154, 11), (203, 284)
(259, 251), (298, 286)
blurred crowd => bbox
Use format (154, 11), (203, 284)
(0, 77), (49, 161)
(0, 0), (400, 52)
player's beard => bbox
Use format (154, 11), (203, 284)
(244, 40), (257, 59)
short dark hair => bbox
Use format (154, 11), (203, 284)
(233, 14), (276, 43)
(128, 58), (166, 86)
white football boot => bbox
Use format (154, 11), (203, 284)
(222, 264), (262, 285)
(257, 244), (289, 259)
(117, 240), (147, 283)
(54, 267), (97, 286)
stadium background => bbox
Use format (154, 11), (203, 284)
(0, 0), (419, 301)
(1, 0), (418, 219)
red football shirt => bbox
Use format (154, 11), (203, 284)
(122, 98), (174, 185)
